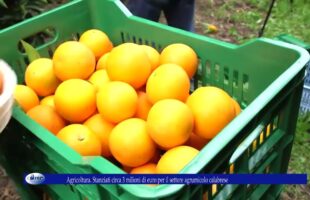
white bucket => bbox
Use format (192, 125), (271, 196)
(0, 60), (17, 133)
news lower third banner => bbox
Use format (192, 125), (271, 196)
(24, 173), (307, 185)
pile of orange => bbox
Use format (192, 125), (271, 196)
(13, 29), (242, 177)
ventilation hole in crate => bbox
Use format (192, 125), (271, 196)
(232, 70), (238, 89)
(151, 41), (156, 48)
(204, 191), (209, 200)
(76, 32), (80, 40)
(211, 184), (217, 195)
(132, 36), (136, 43)
(214, 63), (220, 81)
(229, 164), (234, 174)
(144, 40), (149, 45)
(265, 123), (271, 137)
(242, 74), (249, 103)
(259, 132), (264, 144)
(23, 56), (30, 66)
(138, 38), (143, 44)
(197, 79), (205, 87)
(18, 28), (56, 53)
(197, 58), (202, 75)
(267, 119), (277, 137)
(71, 32), (80, 41)
(247, 148), (251, 157)
(42, 192), (51, 200)
(223, 67), (229, 85)
(264, 126), (268, 137)
(71, 33), (78, 41)
(120, 32), (125, 42)
(205, 60), (211, 76)
(242, 74), (249, 89)
(273, 115), (279, 129)
(158, 44), (163, 52)
(126, 33), (131, 42)
(190, 79), (196, 92)
(252, 139), (258, 152)
(195, 59), (202, 87)
(48, 48), (54, 58)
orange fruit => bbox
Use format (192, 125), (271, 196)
(40, 95), (55, 109)
(131, 162), (157, 186)
(130, 163), (157, 174)
(96, 53), (110, 70)
(53, 41), (95, 81)
(96, 81), (138, 123)
(88, 69), (110, 92)
(25, 58), (60, 96)
(84, 114), (114, 157)
(54, 79), (96, 123)
(146, 64), (190, 103)
(27, 105), (66, 135)
(135, 91), (153, 120)
(156, 146), (199, 174)
(14, 85), (40, 112)
(186, 132), (210, 150)
(141, 45), (160, 71)
(57, 124), (101, 156)
(106, 43), (151, 89)
(109, 118), (156, 167)
(79, 29), (113, 60)
(147, 99), (193, 150)
(186, 86), (235, 139)
(232, 98), (241, 116)
(160, 43), (198, 78)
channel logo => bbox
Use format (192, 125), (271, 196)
(25, 173), (45, 185)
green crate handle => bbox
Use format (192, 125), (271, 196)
(0, 0), (82, 55)
(0, 0), (136, 48)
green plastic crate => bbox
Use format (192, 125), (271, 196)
(0, 0), (309, 199)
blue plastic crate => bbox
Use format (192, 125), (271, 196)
(300, 62), (310, 113)
(304, 62), (310, 86)
(300, 86), (310, 113)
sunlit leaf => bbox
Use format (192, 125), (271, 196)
(20, 40), (40, 63)
(0, 0), (7, 8)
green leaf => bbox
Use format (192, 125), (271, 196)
(0, 0), (7, 8)
(20, 40), (40, 62)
